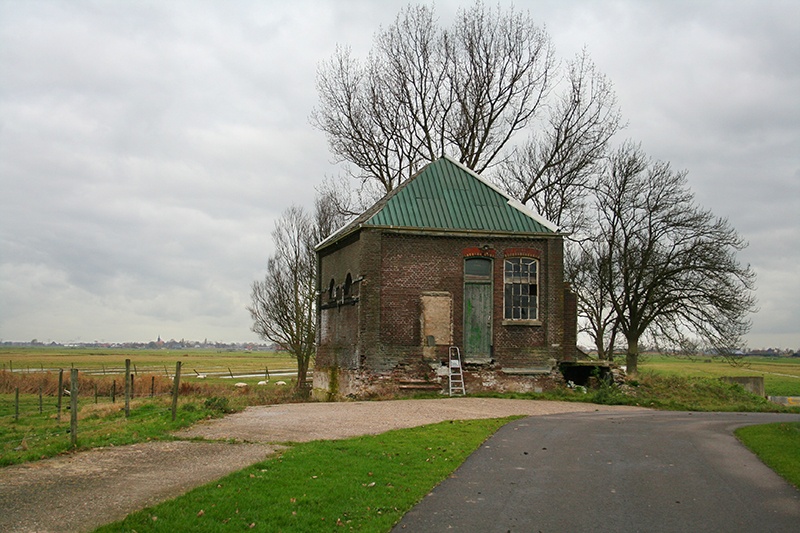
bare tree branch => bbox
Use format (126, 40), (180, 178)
(497, 49), (624, 235)
(312, 3), (556, 198)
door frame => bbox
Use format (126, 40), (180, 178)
(463, 257), (493, 362)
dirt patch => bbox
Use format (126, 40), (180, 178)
(178, 397), (640, 443)
(0, 398), (642, 532)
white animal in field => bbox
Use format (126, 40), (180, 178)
(275, 381), (287, 386)
(234, 382), (248, 388)
(257, 380), (268, 386)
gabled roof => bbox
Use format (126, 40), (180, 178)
(317, 156), (558, 251)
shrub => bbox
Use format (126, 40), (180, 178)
(203, 396), (233, 415)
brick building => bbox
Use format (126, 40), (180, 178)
(314, 156), (578, 399)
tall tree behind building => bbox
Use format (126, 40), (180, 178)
(312, 3), (555, 198)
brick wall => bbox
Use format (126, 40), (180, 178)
(315, 227), (575, 398)
(377, 231), (566, 367)
(562, 284), (578, 361)
(316, 231), (363, 370)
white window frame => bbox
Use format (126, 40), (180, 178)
(503, 257), (539, 324)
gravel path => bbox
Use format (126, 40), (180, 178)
(0, 398), (643, 532)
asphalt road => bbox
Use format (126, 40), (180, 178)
(393, 411), (800, 533)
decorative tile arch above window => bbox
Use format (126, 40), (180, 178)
(503, 257), (539, 324)
(503, 247), (541, 259)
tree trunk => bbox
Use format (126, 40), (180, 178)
(595, 338), (605, 361)
(295, 355), (310, 398)
(626, 336), (639, 375)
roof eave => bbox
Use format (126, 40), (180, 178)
(362, 224), (563, 238)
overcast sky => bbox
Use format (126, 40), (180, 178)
(1, 1), (798, 348)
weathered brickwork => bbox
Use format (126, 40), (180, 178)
(315, 226), (578, 399)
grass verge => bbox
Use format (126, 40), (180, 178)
(0, 394), (233, 466)
(474, 373), (799, 413)
(736, 422), (800, 489)
(1, 368), (305, 466)
(93, 417), (514, 533)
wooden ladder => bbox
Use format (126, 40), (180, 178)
(448, 346), (465, 396)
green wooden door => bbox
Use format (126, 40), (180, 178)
(464, 258), (493, 360)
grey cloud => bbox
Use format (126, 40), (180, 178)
(1, 0), (797, 347)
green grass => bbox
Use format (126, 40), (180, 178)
(474, 373), (799, 413)
(736, 422), (800, 489)
(639, 355), (800, 396)
(0, 394), (232, 466)
(614, 373), (794, 411)
(94, 417), (514, 533)
(0, 366), (308, 467)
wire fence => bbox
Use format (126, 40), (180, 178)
(1, 362), (186, 450)
(1, 359), (308, 459)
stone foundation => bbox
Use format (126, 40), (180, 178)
(312, 360), (566, 401)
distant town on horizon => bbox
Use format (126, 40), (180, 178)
(2, 338), (797, 358)
(1, 337), (279, 352)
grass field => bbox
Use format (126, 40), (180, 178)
(639, 355), (800, 396)
(0, 346), (298, 384)
(0, 394), (223, 466)
(2, 349), (798, 531)
(0, 348), (304, 466)
(2, 348), (798, 467)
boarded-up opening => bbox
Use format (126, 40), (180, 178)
(421, 291), (452, 359)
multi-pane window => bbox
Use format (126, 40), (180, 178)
(504, 258), (538, 320)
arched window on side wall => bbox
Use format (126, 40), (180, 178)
(344, 273), (353, 298)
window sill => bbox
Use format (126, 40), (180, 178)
(502, 319), (541, 326)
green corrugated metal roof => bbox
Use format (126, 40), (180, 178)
(316, 156), (557, 251)
(365, 157), (556, 234)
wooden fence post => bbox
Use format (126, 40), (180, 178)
(14, 387), (19, 421)
(171, 361), (182, 421)
(39, 385), (43, 414)
(150, 376), (155, 398)
(57, 369), (64, 422)
(124, 359), (131, 418)
(111, 380), (116, 403)
(70, 369), (78, 448)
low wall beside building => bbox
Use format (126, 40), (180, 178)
(720, 376), (765, 397)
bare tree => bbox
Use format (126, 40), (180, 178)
(498, 50), (623, 235)
(312, 3), (554, 196)
(591, 142), (757, 374)
(249, 206), (317, 393)
(249, 198), (347, 394)
(566, 244), (620, 361)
